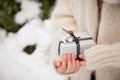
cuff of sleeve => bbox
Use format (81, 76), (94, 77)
(84, 44), (115, 70)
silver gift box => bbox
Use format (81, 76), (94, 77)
(58, 32), (96, 57)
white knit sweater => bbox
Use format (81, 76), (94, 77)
(51, 0), (120, 80)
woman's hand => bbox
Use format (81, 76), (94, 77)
(79, 53), (86, 66)
(53, 54), (81, 74)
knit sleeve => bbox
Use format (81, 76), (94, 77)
(103, 0), (120, 4)
(51, 0), (77, 33)
(50, 0), (78, 56)
(85, 43), (120, 70)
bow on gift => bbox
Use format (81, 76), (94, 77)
(58, 28), (81, 60)
(62, 28), (82, 60)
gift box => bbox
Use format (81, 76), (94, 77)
(58, 29), (96, 60)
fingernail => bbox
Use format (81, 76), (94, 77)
(57, 62), (61, 66)
(72, 54), (75, 57)
(68, 54), (71, 58)
(64, 55), (66, 58)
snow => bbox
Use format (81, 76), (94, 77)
(0, 19), (65, 80)
(0, 28), (7, 44)
(15, 0), (41, 24)
(0, 0), (65, 80)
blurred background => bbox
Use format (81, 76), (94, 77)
(0, 0), (65, 80)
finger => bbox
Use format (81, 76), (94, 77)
(79, 53), (86, 60)
(79, 53), (84, 58)
(65, 54), (73, 73)
(53, 60), (61, 68)
(57, 55), (67, 73)
(72, 54), (76, 71)
(74, 60), (80, 72)
(80, 61), (86, 66)
(61, 55), (67, 69)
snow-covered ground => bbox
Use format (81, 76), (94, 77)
(0, 0), (65, 80)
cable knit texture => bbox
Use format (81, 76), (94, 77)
(104, 0), (120, 4)
(51, 0), (120, 80)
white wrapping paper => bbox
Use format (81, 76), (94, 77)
(58, 32), (96, 56)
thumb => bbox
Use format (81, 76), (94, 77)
(53, 60), (62, 68)
(79, 53), (86, 60)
